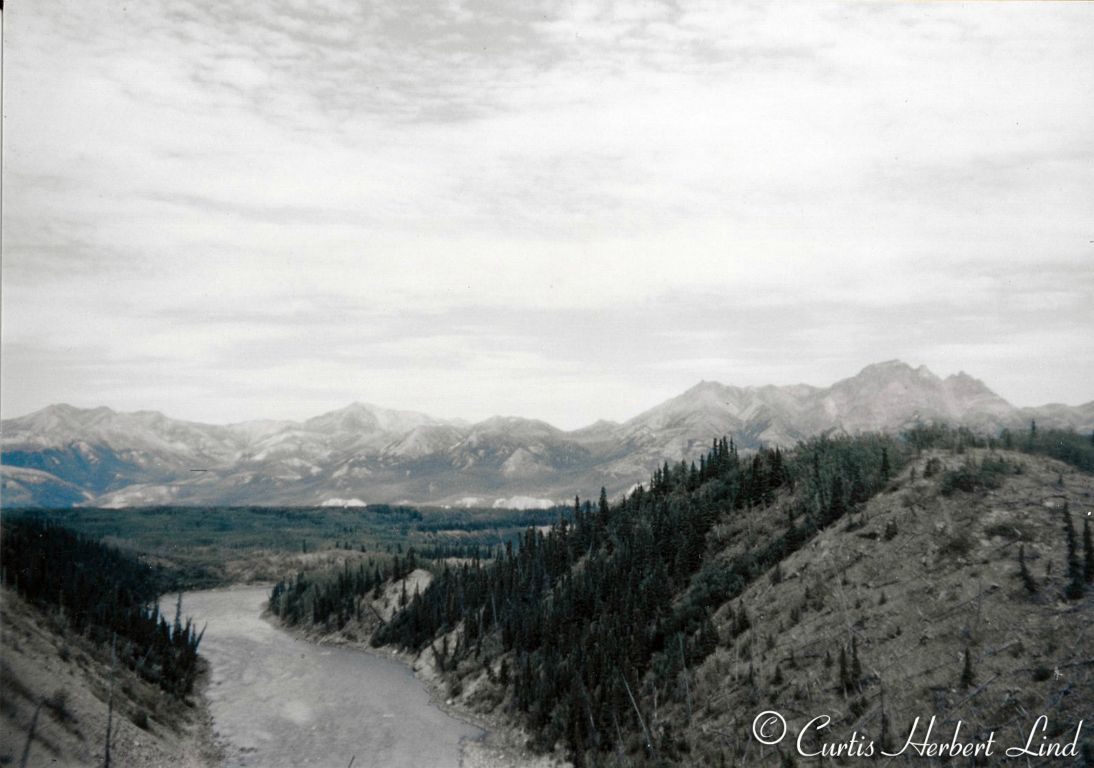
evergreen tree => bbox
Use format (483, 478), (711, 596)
(960, 647), (974, 689)
(1018, 545), (1037, 595)
(697, 612), (719, 657)
(733, 603), (750, 637)
(828, 475), (847, 524)
(1063, 503), (1085, 600)
(879, 709), (893, 755)
(838, 647), (850, 695)
(850, 636), (862, 690)
(1083, 518), (1094, 583)
(597, 487), (610, 535)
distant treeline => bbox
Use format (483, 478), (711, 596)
(269, 548), (429, 628)
(413, 542), (489, 559)
(414, 506), (571, 532)
(1009, 423), (1094, 472)
(333, 539), (489, 560)
(0, 518), (204, 697)
(905, 421), (1094, 472)
(10, 503), (573, 567)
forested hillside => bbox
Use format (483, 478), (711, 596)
(370, 432), (908, 765)
(274, 425), (1094, 766)
(1, 518), (204, 697)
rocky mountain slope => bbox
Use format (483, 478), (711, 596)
(669, 448), (1094, 765)
(3, 361), (1091, 508)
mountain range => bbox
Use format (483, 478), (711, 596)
(2, 360), (1091, 509)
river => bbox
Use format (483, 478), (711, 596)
(180, 586), (483, 768)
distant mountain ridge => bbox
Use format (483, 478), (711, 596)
(2, 360), (1091, 508)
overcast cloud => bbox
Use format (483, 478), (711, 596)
(2, 0), (1092, 428)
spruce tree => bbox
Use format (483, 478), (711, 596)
(879, 709), (893, 755)
(698, 613), (719, 656)
(597, 487), (610, 534)
(733, 604), (750, 637)
(960, 647), (974, 689)
(1063, 503), (1084, 599)
(838, 647), (849, 695)
(850, 636), (862, 690)
(828, 474), (847, 523)
(1018, 545), (1037, 595)
(1083, 518), (1093, 583)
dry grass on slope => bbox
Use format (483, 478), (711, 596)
(0, 588), (219, 768)
(678, 449), (1092, 766)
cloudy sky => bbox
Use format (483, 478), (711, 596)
(2, 1), (1092, 429)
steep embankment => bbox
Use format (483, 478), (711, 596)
(0, 587), (219, 767)
(675, 449), (1093, 765)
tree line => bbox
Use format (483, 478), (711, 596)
(269, 548), (427, 629)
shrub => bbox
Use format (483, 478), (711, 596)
(939, 457), (1012, 496)
(883, 521), (899, 541)
(939, 530), (974, 558)
(45, 688), (74, 723)
(985, 522), (1033, 542)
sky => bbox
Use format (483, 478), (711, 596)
(2, 1), (1093, 430)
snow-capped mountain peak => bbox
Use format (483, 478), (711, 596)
(2, 361), (1090, 508)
